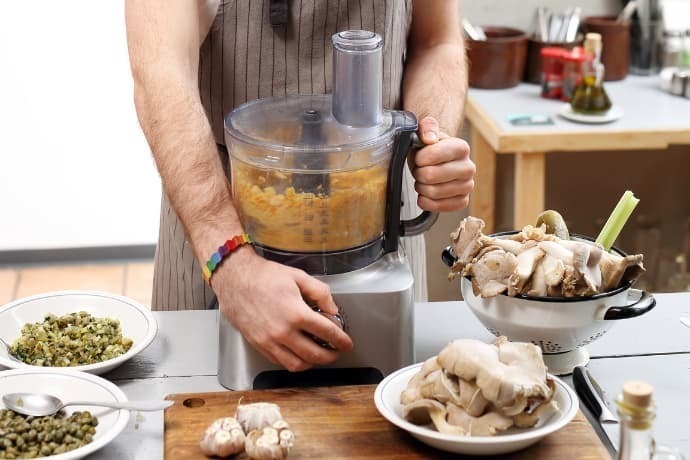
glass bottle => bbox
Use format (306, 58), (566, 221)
(615, 381), (685, 460)
(571, 33), (612, 115)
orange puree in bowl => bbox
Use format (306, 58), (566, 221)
(233, 163), (388, 252)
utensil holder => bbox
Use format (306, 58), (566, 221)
(583, 16), (631, 81)
(467, 27), (527, 89)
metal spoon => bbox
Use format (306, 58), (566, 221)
(3, 393), (174, 417)
(0, 336), (22, 363)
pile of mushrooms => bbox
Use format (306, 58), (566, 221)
(401, 337), (557, 436)
(448, 213), (645, 298)
(200, 402), (295, 459)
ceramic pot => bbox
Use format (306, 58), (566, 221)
(467, 27), (527, 89)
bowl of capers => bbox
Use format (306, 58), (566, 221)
(0, 290), (157, 375)
(0, 368), (130, 459)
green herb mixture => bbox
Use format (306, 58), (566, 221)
(10, 312), (133, 366)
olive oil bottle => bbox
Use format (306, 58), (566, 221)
(615, 381), (685, 460)
(571, 33), (612, 115)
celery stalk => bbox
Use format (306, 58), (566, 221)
(595, 190), (640, 251)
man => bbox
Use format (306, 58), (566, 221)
(125, 0), (474, 372)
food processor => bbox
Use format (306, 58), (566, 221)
(217, 30), (437, 390)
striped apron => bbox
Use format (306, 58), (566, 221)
(152, 0), (427, 309)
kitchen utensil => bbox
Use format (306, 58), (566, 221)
(443, 234), (656, 375)
(164, 384), (609, 459)
(573, 366), (618, 423)
(0, 336), (21, 363)
(0, 368), (130, 460)
(462, 18), (486, 40)
(219, 30), (438, 390)
(3, 392), (173, 417)
(617, 1), (637, 23)
(680, 316), (690, 328)
(0, 290), (158, 375)
(565, 7), (582, 43)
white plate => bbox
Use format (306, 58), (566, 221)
(0, 290), (157, 374)
(558, 103), (624, 124)
(0, 368), (130, 459)
(374, 363), (579, 456)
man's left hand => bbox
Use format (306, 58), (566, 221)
(410, 116), (476, 212)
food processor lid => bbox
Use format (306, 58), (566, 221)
(224, 94), (396, 155)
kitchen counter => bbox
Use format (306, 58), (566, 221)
(96, 291), (690, 459)
(466, 75), (690, 232)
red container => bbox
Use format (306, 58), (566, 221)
(540, 47), (567, 99)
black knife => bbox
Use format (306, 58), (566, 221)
(573, 366), (618, 424)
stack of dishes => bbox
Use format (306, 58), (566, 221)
(0, 291), (158, 459)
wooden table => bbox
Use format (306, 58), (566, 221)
(466, 75), (690, 232)
(68, 291), (690, 459)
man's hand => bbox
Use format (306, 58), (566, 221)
(410, 116), (475, 212)
(213, 247), (354, 372)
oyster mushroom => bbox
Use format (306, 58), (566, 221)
(448, 215), (645, 298)
(199, 417), (246, 458)
(468, 247), (518, 297)
(446, 403), (514, 436)
(401, 337), (557, 437)
(402, 398), (466, 435)
(437, 337), (553, 417)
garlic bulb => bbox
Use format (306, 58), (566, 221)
(199, 417), (245, 458)
(245, 419), (295, 460)
(235, 402), (284, 433)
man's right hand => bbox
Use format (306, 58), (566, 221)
(212, 246), (354, 372)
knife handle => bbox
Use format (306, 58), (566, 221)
(573, 366), (603, 420)
(573, 365), (619, 424)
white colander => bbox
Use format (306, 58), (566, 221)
(460, 276), (655, 375)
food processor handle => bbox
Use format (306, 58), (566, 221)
(400, 133), (440, 236)
(383, 119), (440, 253)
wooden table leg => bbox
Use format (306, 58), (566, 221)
(514, 152), (546, 229)
(469, 125), (496, 233)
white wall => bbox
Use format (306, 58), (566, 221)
(461, 0), (620, 32)
(0, 1), (161, 251)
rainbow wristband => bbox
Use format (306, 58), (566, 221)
(202, 233), (252, 285)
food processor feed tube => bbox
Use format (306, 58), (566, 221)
(332, 30), (383, 128)
(332, 30), (437, 253)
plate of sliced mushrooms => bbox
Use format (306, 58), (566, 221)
(374, 337), (579, 456)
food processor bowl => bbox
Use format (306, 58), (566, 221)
(224, 30), (437, 275)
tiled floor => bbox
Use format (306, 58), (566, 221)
(0, 260), (154, 308)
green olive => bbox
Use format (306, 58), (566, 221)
(536, 210), (570, 240)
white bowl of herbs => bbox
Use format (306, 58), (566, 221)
(0, 290), (157, 375)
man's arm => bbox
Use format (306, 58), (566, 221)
(125, 0), (352, 371)
(403, 0), (475, 213)
(125, 0), (235, 258)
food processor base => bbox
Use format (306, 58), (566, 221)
(543, 347), (590, 376)
(217, 250), (416, 390)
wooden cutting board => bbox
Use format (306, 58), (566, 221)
(164, 385), (610, 459)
